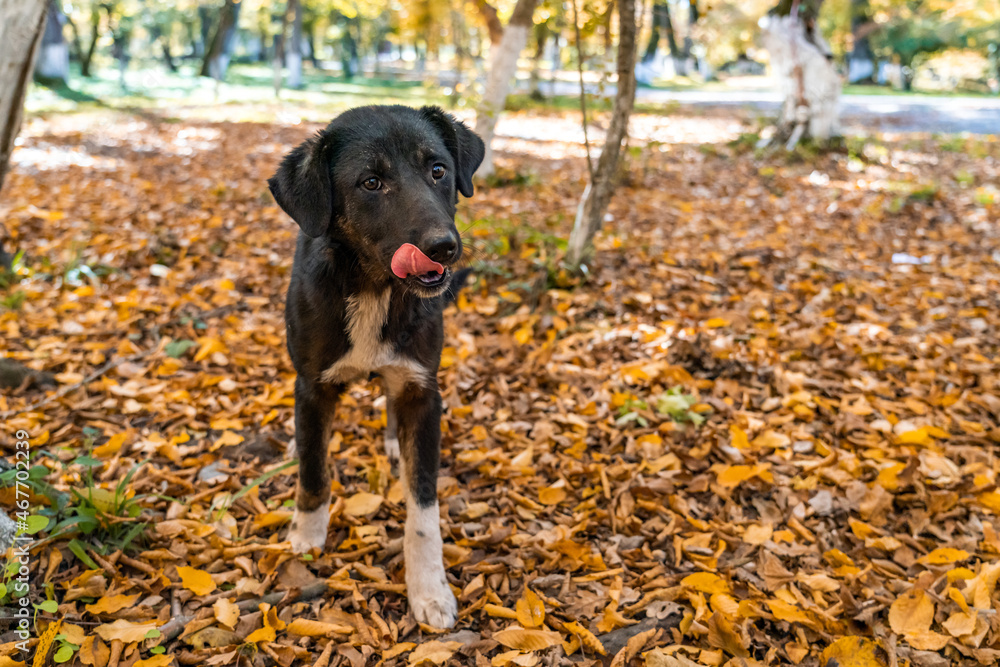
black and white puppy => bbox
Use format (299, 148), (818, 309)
(267, 105), (484, 628)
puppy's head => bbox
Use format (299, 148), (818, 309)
(268, 105), (485, 297)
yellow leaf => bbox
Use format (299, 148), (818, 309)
(978, 490), (1000, 512)
(492, 627), (563, 651)
(903, 629), (949, 651)
(743, 524), (773, 546)
(408, 640), (462, 665)
(212, 430), (244, 449)
(384, 643), (417, 660)
(918, 548), (970, 565)
(730, 425), (749, 450)
(94, 432), (128, 458)
(563, 621), (606, 655)
(888, 589), (934, 635)
(134, 657), (173, 667)
(895, 426), (933, 446)
(244, 625), (275, 644)
(768, 600), (816, 628)
(819, 637), (886, 667)
(210, 418), (243, 430)
(681, 572), (729, 595)
(286, 618), (353, 637)
(715, 464), (771, 489)
(177, 566), (216, 596)
(751, 431), (790, 449)
(537, 486), (566, 506)
(214, 598), (240, 628)
(32, 620), (61, 667)
(875, 462), (906, 491)
(85, 594), (140, 615)
(245, 602), (286, 643)
(514, 326), (533, 345)
(484, 604), (519, 619)
(343, 492), (383, 517)
(515, 588), (546, 628)
(705, 317), (730, 328)
(943, 610), (976, 637)
(595, 604), (636, 633)
(252, 510), (292, 530)
(193, 337), (227, 362)
(94, 619), (159, 644)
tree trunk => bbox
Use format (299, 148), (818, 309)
(473, 0), (504, 45)
(272, 0), (292, 94)
(80, 5), (101, 77)
(640, 1), (683, 80)
(201, 0), (239, 80)
(847, 0), (875, 83)
(761, 0), (840, 146)
(35, 0), (68, 83)
(474, 0), (539, 177)
(0, 0), (48, 194)
(286, 0), (303, 88)
(529, 21), (548, 99)
(566, 0), (638, 271)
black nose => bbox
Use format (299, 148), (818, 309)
(425, 234), (459, 263)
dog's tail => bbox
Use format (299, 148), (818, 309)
(445, 267), (473, 303)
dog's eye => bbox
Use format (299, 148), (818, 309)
(431, 164), (445, 180)
(362, 177), (382, 191)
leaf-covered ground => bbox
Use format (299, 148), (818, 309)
(2, 107), (1000, 667)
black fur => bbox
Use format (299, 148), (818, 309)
(270, 105), (484, 517)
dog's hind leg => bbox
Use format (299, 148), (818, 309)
(394, 384), (457, 628)
(384, 395), (400, 466)
(288, 377), (341, 554)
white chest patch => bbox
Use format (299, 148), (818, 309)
(320, 289), (431, 395)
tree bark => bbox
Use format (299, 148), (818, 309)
(201, 0), (239, 80)
(761, 0), (840, 146)
(0, 0), (48, 194)
(80, 5), (101, 77)
(473, 0), (504, 44)
(566, 0), (638, 271)
(474, 0), (540, 177)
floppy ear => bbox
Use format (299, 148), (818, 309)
(421, 106), (485, 198)
(267, 133), (334, 238)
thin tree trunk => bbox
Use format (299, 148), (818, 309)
(0, 0), (48, 194)
(847, 0), (874, 83)
(566, 0), (638, 271)
(474, 0), (540, 177)
(272, 0), (292, 94)
(529, 22), (548, 99)
(286, 0), (303, 88)
(201, 0), (238, 79)
(81, 5), (100, 77)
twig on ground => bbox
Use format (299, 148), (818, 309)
(159, 581), (330, 642)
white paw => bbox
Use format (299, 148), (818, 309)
(287, 505), (329, 553)
(384, 435), (400, 463)
(407, 572), (458, 628)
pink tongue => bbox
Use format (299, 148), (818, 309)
(391, 243), (444, 279)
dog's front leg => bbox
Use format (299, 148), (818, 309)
(288, 377), (341, 553)
(394, 385), (457, 628)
